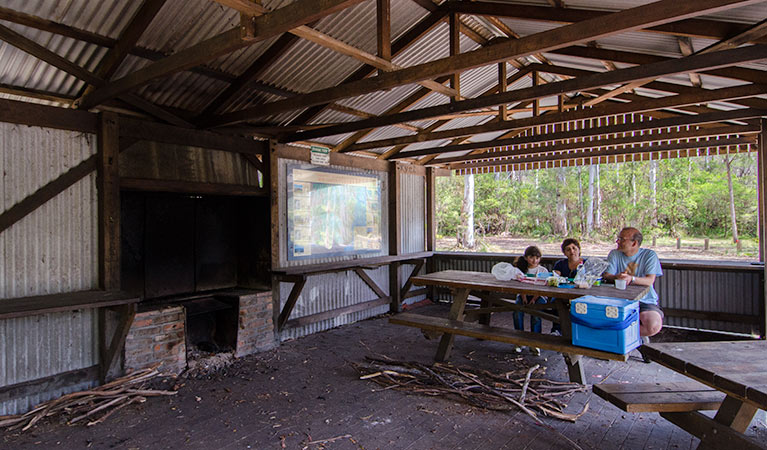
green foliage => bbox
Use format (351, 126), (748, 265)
(437, 154), (758, 241)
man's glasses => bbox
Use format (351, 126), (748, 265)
(616, 237), (633, 242)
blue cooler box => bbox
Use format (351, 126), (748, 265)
(570, 296), (641, 354)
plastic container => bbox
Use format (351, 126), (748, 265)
(570, 296), (641, 354)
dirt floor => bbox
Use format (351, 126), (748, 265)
(3, 304), (766, 450)
(438, 236), (758, 262)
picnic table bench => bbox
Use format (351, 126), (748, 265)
(595, 341), (767, 449)
(390, 270), (649, 384)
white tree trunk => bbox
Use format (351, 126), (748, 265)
(725, 156), (739, 243)
(650, 159), (658, 227)
(596, 164), (602, 229)
(556, 168), (568, 235)
(587, 164), (595, 235)
(462, 173), (475, 248)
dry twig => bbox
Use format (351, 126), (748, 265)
(0, 365), (175, 432)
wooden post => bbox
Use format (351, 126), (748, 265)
(426, 167), (437, 301)
(97, 111), (120, 291)
(448, 12), (460, 103)
(269, 139), (281, 333)
(498, 61), (507, 121)
(760, 119), (767, 339)
(376, 0), (390, 77)
(389, 162), (402, 312)
(736, 239), (742, 253)
(652, 236), (657, 247)
(676, 238), (681, 249)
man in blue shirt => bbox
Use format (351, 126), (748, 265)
(603, 227), (664, 338)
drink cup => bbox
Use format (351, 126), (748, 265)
(615, 279), (627, 290)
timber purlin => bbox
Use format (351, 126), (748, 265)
(389, 312), (629, 362)
(593, 382), (725, 413)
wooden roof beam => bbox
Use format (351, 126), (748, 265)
(410, 110), (764, 162)
(76, 0), (167, 102)
(0, 23), (192, 127)
(285, 44), (767, 145)
(77, 0), (366, 110)
(208, 0), (764, 128)
(287, 9), (446, 127)
(677, 37), (703, 87)
(448, 136), (756, 171)
(444, 1), (767, 45)
(340, 83), (767, 152)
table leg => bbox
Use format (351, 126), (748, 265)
(696, 395), (759, 450)
(555, 299), (585, 384)
(661, 396), (761, 450)
(434, 288), (470, 362)
(478, 293), (491, 326)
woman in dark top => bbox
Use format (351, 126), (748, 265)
(549, 238), (586, 334)
(553, 238), (586, 279)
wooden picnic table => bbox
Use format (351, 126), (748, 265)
(395, 270), (649, 383)
(641, 340), (767, 449)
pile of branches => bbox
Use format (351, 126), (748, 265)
(354, 357), (589, 423)
(0, 365), (176, 431)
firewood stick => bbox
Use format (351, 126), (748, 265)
(70, 396), (129, 424)
(87, 396), (145, 427)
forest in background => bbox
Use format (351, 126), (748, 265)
(436, 153), (758, 258)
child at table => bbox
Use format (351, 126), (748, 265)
(513, 246), (548, 355)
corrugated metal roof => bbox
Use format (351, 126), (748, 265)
(0, 0), (763, 151)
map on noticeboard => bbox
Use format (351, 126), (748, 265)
(287, 164), (382, 261)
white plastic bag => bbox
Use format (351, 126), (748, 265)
(573, 257), (609, 288)
(491, 262), (523, 281)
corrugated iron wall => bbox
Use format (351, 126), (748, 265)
(0, 122), (99, 414)
(276, 157), (392, 341)
(400, 171), (426, 305)
(433, 253), (763, 335)
(657, 266), (762, 335)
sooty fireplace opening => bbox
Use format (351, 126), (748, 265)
(184, 297), (238, 354)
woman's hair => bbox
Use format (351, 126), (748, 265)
(514, 245), (542, 273)
(561, 238), (581, 254)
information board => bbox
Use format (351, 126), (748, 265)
(287, 164), (382, 260)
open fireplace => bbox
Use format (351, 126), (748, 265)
(120, 192), (274, 373)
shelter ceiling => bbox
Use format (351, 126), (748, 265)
(0, 0), (764, 173)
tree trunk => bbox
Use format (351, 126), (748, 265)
(650, 159), (658, 227)
(595, 164), (602, 230)
(631, 170), (637, 207)
(725, 156), (739, 244)
(587, 164), (595, 235)
(577, 166), (585, 234)
(556, 168), (568, 235)
(461, 173), (475, 248)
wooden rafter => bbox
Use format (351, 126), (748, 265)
(198, 33), (301, 117)
(678, 37), (703, 87)
(456, 144), (753, 174)
(448, 136), (756, 171)
(287, 45), (767, 145)
(394, 109), (765, 161)
(342, 83), (767, 153)
(77, 0), (167, 101)
(444, 1), (767, 45)
(430, 123), (760, 165)
(0, 23), (192, 127)
(208, 0), (763, 129)
(377, 0), (391, 72)
(78, 0), (366, 110)
(287, 9), (446, 127)
(208, 0), (756, 126)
